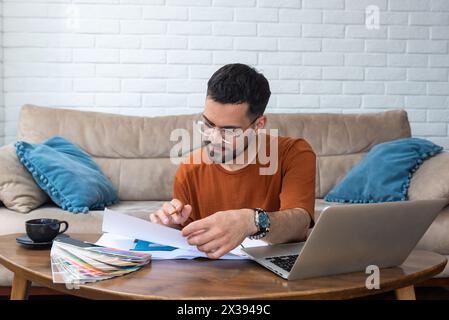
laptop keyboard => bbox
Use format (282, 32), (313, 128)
(265, 254), (299, 272)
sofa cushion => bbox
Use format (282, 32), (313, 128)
(416, 204), (449, 255)
(324, 138), (443, 203)
(0, 144), (49, 213)
(408, 152), (449, 201)
(0, 200), (164, 236)
(15, 136), (119, 213)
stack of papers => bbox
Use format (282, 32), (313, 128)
(50, 237), (151, 285)
(97, 208), (268, 260)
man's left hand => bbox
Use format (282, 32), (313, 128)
(181, 208), (258, 259)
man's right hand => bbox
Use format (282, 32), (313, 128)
(150, 199), (192, 227)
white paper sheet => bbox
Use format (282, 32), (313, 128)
(231, 238), (268, 255)
(102, 208), (197, 251)
(95, 233), (136, 250)
(96, 233), (247, 260)
(99, 208), (267, 260)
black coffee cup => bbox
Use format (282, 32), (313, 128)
(25, 218), (69, 243)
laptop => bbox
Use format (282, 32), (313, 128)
(241, 199), (448, 280)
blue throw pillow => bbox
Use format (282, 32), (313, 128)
(324, 138), (443, 203)
(15, 136), (118, 213)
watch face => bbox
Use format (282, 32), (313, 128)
(259, 212), (270, 229)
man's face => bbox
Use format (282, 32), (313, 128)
(202, 97), (259, 163)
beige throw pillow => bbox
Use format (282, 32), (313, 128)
(0, 143), (49, 213)
(408, 151), (449, 200)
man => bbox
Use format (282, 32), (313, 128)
(150, 63), (316, 259)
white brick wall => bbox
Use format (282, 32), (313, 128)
(1, 1), (449, 149)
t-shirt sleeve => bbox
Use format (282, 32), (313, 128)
(279, 139), (316, 222)
(172, 164), (195, 227)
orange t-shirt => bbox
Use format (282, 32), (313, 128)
(173, 135), (316, 226)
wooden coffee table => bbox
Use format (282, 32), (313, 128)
(0, 233), (446, 300)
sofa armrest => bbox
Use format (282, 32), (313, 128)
(408, 151), (449, 200)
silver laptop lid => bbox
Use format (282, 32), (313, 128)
(288, 199), (448, 280)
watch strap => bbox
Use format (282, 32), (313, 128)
(250, 208), (270, 240)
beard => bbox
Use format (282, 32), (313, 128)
(203, 139), (249, 164)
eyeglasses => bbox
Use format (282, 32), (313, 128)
(195, 115), (260, 144)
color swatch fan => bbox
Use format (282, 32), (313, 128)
(50, 237), (151, 285)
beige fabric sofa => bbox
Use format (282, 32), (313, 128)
(1, 104), (448, 287)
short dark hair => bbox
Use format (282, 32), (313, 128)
(207, 63), (271, 117)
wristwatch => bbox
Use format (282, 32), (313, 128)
(249, 208), (271, 240)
